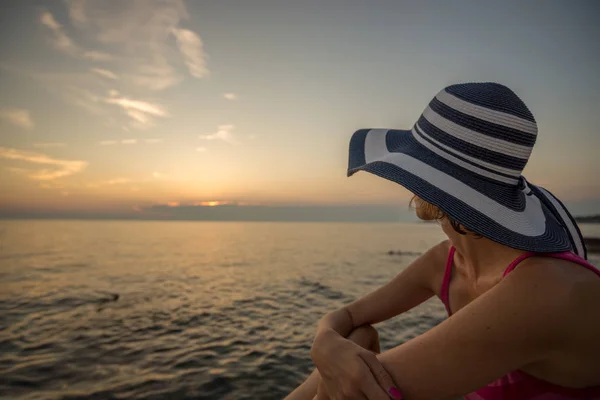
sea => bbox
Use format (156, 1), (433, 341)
(1, 220), (599, 400)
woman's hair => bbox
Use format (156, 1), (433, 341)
(409, 195), (476, 236)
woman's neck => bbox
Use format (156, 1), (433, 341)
(450, 234), (526, 280)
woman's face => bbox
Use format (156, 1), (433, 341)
(439, 217), (456, 238)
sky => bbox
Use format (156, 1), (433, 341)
(0, 0), (598, 221)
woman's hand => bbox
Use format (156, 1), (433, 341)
(311, 328), (402, 399)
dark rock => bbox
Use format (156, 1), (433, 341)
(387, 250), (422, 256)
(584, 237), (600, 254)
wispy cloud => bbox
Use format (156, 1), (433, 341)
(105, 98), (168, 117)
(35, 1), (207, 131)
(171, 28), (209, 78)
(87, 177), (134, 188)
(0, 108), (35, 130)
(223, 93), (238, 101)
(82, 51), (113, 61)
(129, 60), (182, 91)
(91, 68), (118, 80)
(199, 124), (239, 145)
(67, 0), (87, 25)
(40, 10), (111, 61)
(99, 139), (163, 146)
(0, 147), (87, 180)
(62, 0), (206, 91)
(105, 96), (169, 128)
(40, 11), (76, 53)
(64, 86), (106, 116)
(33, 142), (66, 148)
(196, 146), (207, 152)
(153, 171), (168, 179)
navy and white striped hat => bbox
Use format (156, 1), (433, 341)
(348, 82), (587, 259)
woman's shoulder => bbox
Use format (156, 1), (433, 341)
(509, 254), (600, 297)
(417, 240), (453, 293)
(425, 240), (453, 260)
(502, 254), (600, 335)
(501, 255), (600, 382)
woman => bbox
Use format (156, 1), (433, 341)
(286, 82), (600, 399)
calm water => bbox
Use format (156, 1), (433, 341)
(1, 221), (599, 400)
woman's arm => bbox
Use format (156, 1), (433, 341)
(317, 241), (449, 338)
(375, 259), (575, 400)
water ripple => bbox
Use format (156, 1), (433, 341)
(0, 220), (458, 399)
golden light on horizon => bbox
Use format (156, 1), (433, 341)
(166, 201), (242, 207)
(194, 201), (229, 207)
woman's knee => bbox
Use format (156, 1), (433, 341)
(347, 324), (380, 353)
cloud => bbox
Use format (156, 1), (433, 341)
(105, 96), (169, 128)
(0, 108), (35, 130)
(23, 69), (111, 117)
(99, 139), (162, 145)
(91, 68), (118, 80)
(33, 142), (67, 148)
(82, 51), (113, 61)
(83, 1), (188, 44)
(63, 0), (203, 91)
(105, 97), (168, 117)
(126, 110), (152, 125)
(152, 171), (168, 179)
(105, 178), (131, 185)
(40, 11), (76, 53)
(67, 0), (87, 25)
(40, 10), (111, 61)
(64, 86), (106, 116)
(34, 2), (208, 131)
(40, 1), (208, 92)
(0, 147), (87, 180)
(88, 177), (133, 188)
(129, 59), (182, 91)
(171, 28), (209, 78)
(199, 124), (239, 145)
(223, 93), (238, 101)
(196, 146), (207, 152)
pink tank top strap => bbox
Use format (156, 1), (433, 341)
(441, 246), (455, 316)
(502, 251), (600, 279)
(502, 251), (536, 277)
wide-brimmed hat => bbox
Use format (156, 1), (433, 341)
(348, 82), (587, 259)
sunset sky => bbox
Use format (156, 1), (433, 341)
(0, 0), (598, 220)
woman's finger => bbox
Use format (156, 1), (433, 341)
(358, 367), (391, 400)
(359, 351), (403, 399)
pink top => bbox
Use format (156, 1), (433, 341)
(440, 247), (600, 399)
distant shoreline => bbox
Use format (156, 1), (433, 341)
(574, 215), (600, 224)
(0, 215), (599, 224)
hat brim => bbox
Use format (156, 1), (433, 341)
(348, 128), (572, 253)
